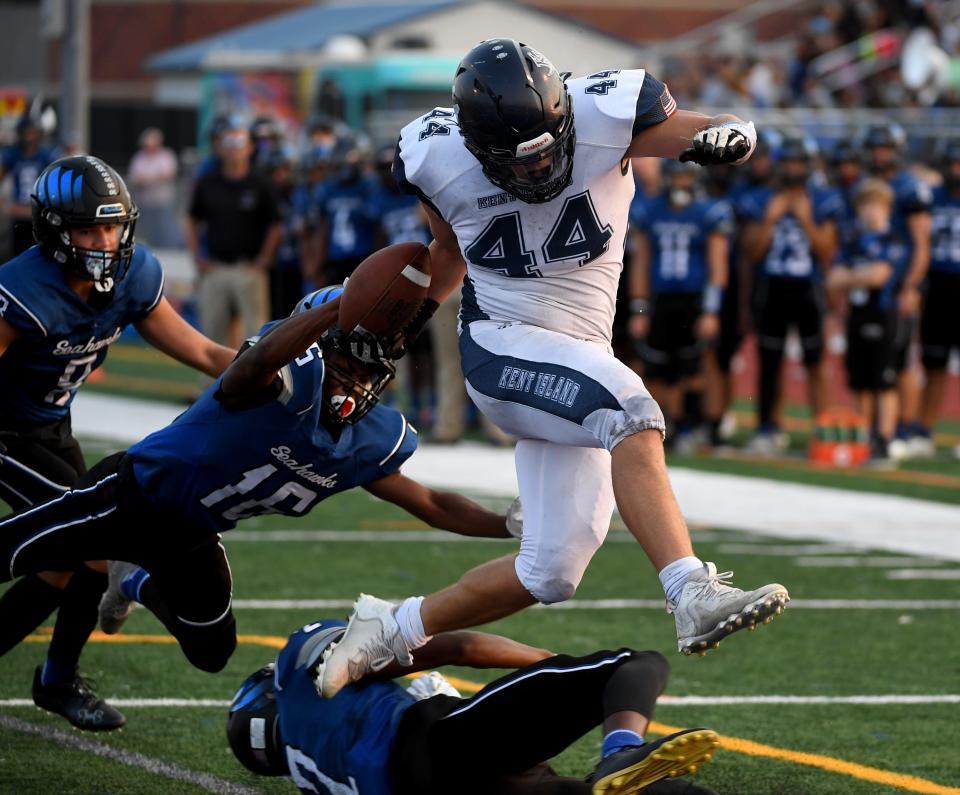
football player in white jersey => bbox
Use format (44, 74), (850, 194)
(318, 39), (789, 698)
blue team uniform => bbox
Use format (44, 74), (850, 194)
(738, 184), (843, 280)
(1, 145), (59, 205)
(0, 245), (164, 426)
(366, 186), (431, 247)
(129, 322), (417, 533)
(841, 228), (908, 314)
(274, 620), (415, 794)
(886, 170), (933, 246)
(929, 186), (960, 275)
(313, 177), (380, 262)
(630, 195), (733, 294)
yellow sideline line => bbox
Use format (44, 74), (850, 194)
(20, 631), (960, 794)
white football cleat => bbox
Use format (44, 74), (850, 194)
(670, 563), (789, 656)
(315, 594), (413, 698)
(98, 560), (139, 635)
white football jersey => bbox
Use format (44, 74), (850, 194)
(396, 68), (676, 344)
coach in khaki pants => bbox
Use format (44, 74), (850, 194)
(186, 120), (281, 357)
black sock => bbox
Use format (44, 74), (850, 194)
(0, 576), (63, 657)
(682, 390), (703, 429)
(47, 567), (107, 671)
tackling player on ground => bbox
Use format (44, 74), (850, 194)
(319, 39), (789, 699)
(228, 619), (721, 794)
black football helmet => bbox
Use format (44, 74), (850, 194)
(31, 155), (139, 292)
(858, 122), (907, 174)
(293, 288), (396, 425)
(938, 138), (960, 189)
(226, 663), (288, 777)
(454, 39), (575, 204)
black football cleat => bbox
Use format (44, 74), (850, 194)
(32, 666), (126, 732)
(589, 728), (720, 795)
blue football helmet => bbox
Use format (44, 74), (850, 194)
(226, 663), (288, 776)
(31, 155), (139, 292)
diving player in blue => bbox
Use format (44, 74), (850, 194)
(739, 135), (842, 454)
(0, 114), (59, 255)
(0, 286), (517, 687)
(226, 619), (721, 795)
(629, 160), (731, 448)
(919, 140), (960, 450)
(0, 154), (235, 731)
(858, 123), (933, 458)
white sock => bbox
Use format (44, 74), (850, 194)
(394, 596), (433, 651)
(658, 556), (704, 605)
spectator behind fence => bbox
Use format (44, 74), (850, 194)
(186, 121), (281, 353)
(127, 127), (182, 248)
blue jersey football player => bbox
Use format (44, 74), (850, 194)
(311, 138), (379, 286)
(858, 123), (933, 457)
(826, 179), (909, 462)
(0, 286), (517, 707)
(629, 160), (731, 447)
(739, 135), (842, 453)
(226, 619), (720, 795)
(0, 114), (59, 255)
(919, 140), (960, 451)
(0, 154), (235, 731)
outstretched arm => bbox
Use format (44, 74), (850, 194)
(377, 630), (553, 679)
(218, 297), (340, 405)
(364, 472), (511, 539)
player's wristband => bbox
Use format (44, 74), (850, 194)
(629, 298), (650, 314)
(702, 284), (724, 314)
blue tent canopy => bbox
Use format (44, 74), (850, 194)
(148, 1), (459, 72)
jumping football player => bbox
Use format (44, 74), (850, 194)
(0, 154), (235, 730)
(318, 39), (789, 700)
(0, 286), (517, 687)
(228, 618), (721, 795)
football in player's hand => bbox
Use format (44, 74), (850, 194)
(338, 242), (432, 337)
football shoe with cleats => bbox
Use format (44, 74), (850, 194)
(670, 563), (789, 656)
(315, 593), (413, 698)
(589, 728), (720, 794)
(98, 560), (139, 635)
(32, 666), (126, 732)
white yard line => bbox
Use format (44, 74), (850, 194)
(72, 393), (960, 561)
(795, 556), (947, 567)
(886, 569), (960, 580)
(0, 714), (263, 795)
(4, 695), (958, 708)
(228, 598), (960, 610)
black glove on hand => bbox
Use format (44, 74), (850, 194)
(679, 121), (757, 166)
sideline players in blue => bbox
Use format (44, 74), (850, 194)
(226, 618), (720, 795)
(0, 286), (519, 695)
(0, 154), (235, 730)
(629, 160), (731, 447)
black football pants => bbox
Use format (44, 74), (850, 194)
(391, 649), (670, 795)
(0, 452), (236, 673)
